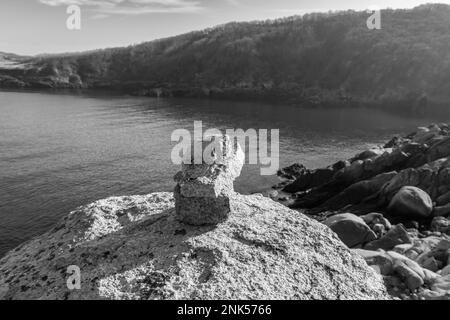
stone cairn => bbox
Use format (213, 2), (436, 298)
(174, 135), (245, 225)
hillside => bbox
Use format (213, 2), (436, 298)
(1, 4), (450, 111)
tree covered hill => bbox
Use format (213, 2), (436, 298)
(1, 4), (450, 111)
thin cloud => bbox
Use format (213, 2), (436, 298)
(38, 0), (204, 15)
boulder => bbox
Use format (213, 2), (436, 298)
(419, 236), (450, 252)
(387, 251), (426, 279)
(430, 217), (450, 234)
(425, 136), (450, 163)
(352, 147), (386, 162)
(436, 191), (450, 206)
(431, 274), (450, 292)
(372, 224), (386, 238)
(332, 160), (368, 185)
(388, 186), (433, 219)
(282, 167), (335, 193)
(441, 265), (450, 276)
(419, 289), (450, 300)
(393, 243), (414, 255)
(352, 249), (394, 275)
(433, 204), (450, 218)
(277, 163), (306, 180)
(0, 193), (389, 300)
(364, 224), (412, 251)
(361, 212), (392, 230)
(422, 268), (440, 283)
(413, 238), (450, 272)
(318, 172), (397, 212)
(386, 251), (431, 290)
(362, 147), (409, 177)
(394, 262), (424, 291)
(174, 135), (244, 225)
(361, 212), (392, 238)
(410, 125), (443, 145)
(323, 213), (377, 248)
(421, 256), (442, 272)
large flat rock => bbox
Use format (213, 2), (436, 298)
(0, 193), (389, 300)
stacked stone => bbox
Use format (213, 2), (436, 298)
(174, 135), (245, 225)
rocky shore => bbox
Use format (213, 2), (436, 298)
(0, 136), (388, 300)
(273, 123), (450, 300)
(3, 125), (450, 300)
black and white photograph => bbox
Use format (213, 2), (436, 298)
(0, 0), (450, 304)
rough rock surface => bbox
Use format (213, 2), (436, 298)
(388, 186), (433, 219)
(364, 224), (412, 251)
(323, 213), (376, 248)
(352, 249), (394, 275)
(0, 192), (389, 300)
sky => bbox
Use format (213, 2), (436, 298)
(0, 0), (448, 55)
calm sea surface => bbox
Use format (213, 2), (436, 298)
(0, 90), (446, 256)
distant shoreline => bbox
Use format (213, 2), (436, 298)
(1, 86), (449, 119)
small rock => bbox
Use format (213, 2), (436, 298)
(282, 167), (335, 193)
(422, 268), (440, 284)
(403, 221), (419, 229)
(436, 239), (450, 251)
(0, 192), (391, 300)
(388, 186), (433, 219)
(387, 251), (426, 280)
(399, 293), (409, 300)
(323, 213), (377, 248)
(364, 224), (412, 251)
(383, 275), (403, 288)
(406, 228), (420, 239)
(372, 224), (386, 238)
(433, 204), (450, 218)
(418, 289), (450, 300)
(404, 249), (420, 261)
(361, 212), (392, 231)
(436, 191), (450, 206)
(334, 160), (365, 184)
(431, 274), (450, 292)
(353, 147), (386, 161)
(441, 265), (450, 276)
(430, 217), (450, 235)
(421, 257), (442, 272)
(277, 163), (306, 180)
(268, 190), (278, 199)
(411, 125), (440, 144)
(352, 249), (394, 275)
(393, 243), (414, 254)
(395, 261), (424, 291)
(414, 238), (450, 270)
